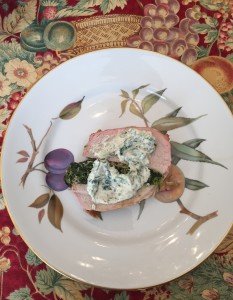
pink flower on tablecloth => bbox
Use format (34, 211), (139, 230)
(223, 272), (233, 286)
(0, 73), (11, 97)
(5, 58), (37, 88)
(0, 257), (11, 273)
(201, 288), (220, 300)
(0, 226), (11, 245)
(43, 6), (58, 20)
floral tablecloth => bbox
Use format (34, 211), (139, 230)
(0, 0), (232, 299)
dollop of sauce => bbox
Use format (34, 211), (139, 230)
(87, 128), (156, 204)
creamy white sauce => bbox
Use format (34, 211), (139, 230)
(87, 128), (156, 204)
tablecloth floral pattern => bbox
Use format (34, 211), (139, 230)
(0, 0), (232, 299)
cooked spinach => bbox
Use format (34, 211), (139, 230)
(65, 159), (163, 187)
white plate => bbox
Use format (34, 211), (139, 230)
(2, 49), (233, 289)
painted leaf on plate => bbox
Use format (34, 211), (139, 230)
(185, 178), (209, 190)
(171, 141), (227, 169)
(85, 210), (103, 220)
(59, 96), (84, 120)
(137, 199), (146, 220)
(172, 138), (206, 165)
(142, 89), (166, 114)
(120, 89), (129, 98)
(119, 99), (129, 117)
(129, 102), (143, 119)
(16, 157), (28, 163)
(17, 150), (30, 157)
(29, 193), (50, 208)
(152, 115), (206, 131)
(132, 84), (149, 99)
(183, 138), (206, 148)
(165, 107), (182, 117)
(38, 208), (45, 223)
(48, 194), (64, 231)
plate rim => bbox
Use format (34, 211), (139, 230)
(1, 47), (232, 290)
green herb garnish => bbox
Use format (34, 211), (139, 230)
(65, 159), (162, 187)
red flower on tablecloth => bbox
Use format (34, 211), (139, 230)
(43, 6), (58, 20)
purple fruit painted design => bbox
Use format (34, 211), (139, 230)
(44, 148), (74, 174)
(46, 172), (68, 191)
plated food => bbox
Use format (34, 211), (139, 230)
(65, 127), (185, 212)
(2, 49), (232, 289)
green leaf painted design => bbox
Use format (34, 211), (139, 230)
(76, 0), (102, 8)
(191, 23), (211, 34)
(48, 194), (63, 231)
(141, 89), (166, 114)
(54, 278), (83, 300)
(114, 291), (129, 300)
(172, 138), (206, 165)
(36, 267), (88, 298)
(119, 99), (129, 117)
(185, 178), (209, 190)
(55, 7), (97, 18)
(120, 89), (129, 98)
(165, 107), (182, 117)
(25, 249), (42, 266)
(183, 138), (206, 148)
(132, 84), (149, 99)
(0, 41), (36, 72)
(137, 199), (146, 220)
(199, 0), (221, 11)
(59, 96), (84, 120)
(205, 16), (218, 27)
(100, 0), (128, 14)
(204, 29), (218, 43)
(152, 115), (206, 131)
(36, 268), (62, 295)
(6, 287), (32, 300)
(29, 193), (50, 208)
(129, 102), (143, 119)
(171, 141), (227, 169)
(197, 46), (209, 58)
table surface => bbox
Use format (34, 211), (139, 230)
(0, 0), (232, 299)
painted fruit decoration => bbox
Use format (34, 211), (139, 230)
(44, 148), (74, 191)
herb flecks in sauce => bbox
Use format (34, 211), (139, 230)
(87, 128), (157, 204)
